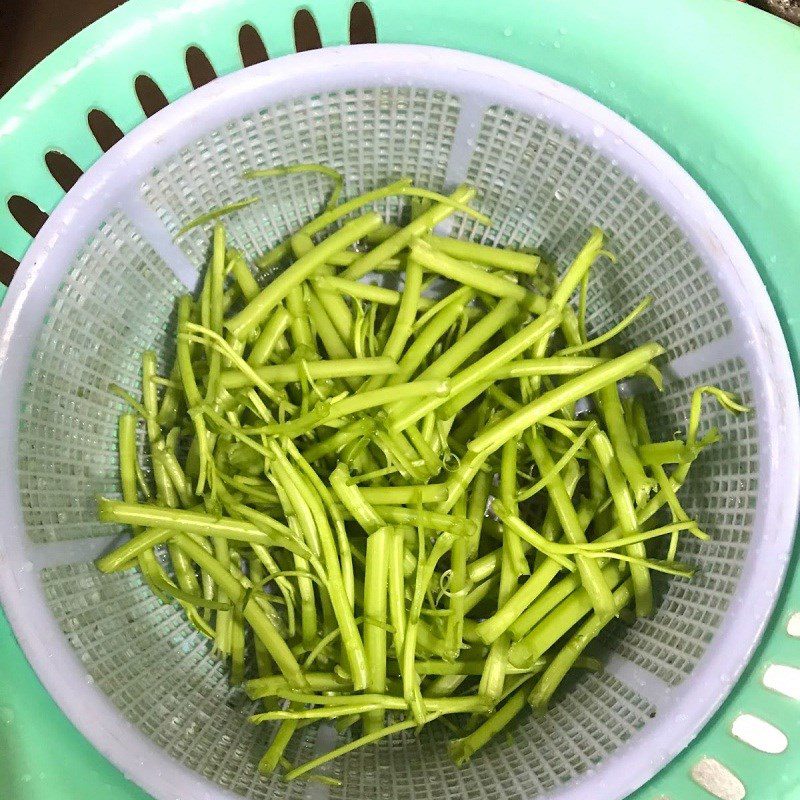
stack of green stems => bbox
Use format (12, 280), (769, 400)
(97, 172), (745, 781)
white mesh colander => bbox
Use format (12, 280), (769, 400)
(0, 45), (797, 800)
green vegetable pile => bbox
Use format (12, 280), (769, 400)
(96, 167), (747, 784)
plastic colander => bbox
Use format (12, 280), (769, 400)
(2, 3), (800, 800)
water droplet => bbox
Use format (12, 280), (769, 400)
(769, 255), (777, 264)
(554, 188), (566, 201)
(592, 124), (605, 138)
(503, 26), (513, 37)
(553, 41), (561, 49)
(20, 774), (32, 783)
(85, 674), (95, 685)
(609, 80), (616, 88)
(0, 706), (15, 724)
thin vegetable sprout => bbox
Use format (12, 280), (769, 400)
(96, 170), (747, 779)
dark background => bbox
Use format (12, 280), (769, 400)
(0, 1), (126, 97)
